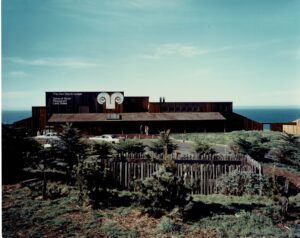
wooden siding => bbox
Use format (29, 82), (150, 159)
(283, 120), (300, 135)
(222, 112), (263, 131)
(269, 122), (297, 132)
(123, 97), (149, 112)
(149, 102), (233, 113)
(32, 106), (47, 134)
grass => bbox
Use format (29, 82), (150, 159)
(2, 184), (102, 237)
(101, 221), (139, 238)
(3, 183), (298, 237)
(155, 216), (182, 234)
(172, 130), (283, 145)
(192, 194), (273, 206)
(114, 206), (137, 216)
(195, 211), (286, 238)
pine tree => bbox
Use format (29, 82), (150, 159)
(58, 123), (86, 182)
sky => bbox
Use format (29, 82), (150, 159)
(2, 0), (300, 110)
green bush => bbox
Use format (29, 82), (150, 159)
(136, 166), (189, 216)
(273, 133), (300, 168)
(26, 180), (72, 200)
(88, 141), (114, 158)
(46, 183), (70, 199)
(156, 216), (181, 234)
(198, 211), (285, 238)
(261, 203), (286, 223)
(26, 180), (44, 197)
(74, 159), (114, 208)
(233, 136), (270, 161)
(149, 140), (178, 156)
(217, 170), (272, 196)
(114, 140), (146, 154)
(193, 141), (216, 156)
(289, 193), (300, 210)
(149, 130), (178, 159)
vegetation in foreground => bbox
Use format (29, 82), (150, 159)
(2, 125), (300, 237)
(3, 184), (300, 238)
(173, 131), (300, 172)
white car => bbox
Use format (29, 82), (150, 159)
(35, 132), (60, 140)
(89, 134), (120, 143)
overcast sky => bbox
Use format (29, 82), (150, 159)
(2, 0), (300, 110)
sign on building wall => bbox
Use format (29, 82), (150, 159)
(97, 92), (124, 109)
(51, 92), (83, 105)
(46, 91), (124, 117)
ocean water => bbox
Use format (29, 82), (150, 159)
(2, 111), (32, 124)
(2, 108), (300, 125)
(234, 108), (300, 123)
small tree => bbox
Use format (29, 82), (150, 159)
(137, 167), (189, 216)
(193, 141), (216, 157)
(137, 130), (188, 216)
(58, 123), (86, 182)
(30, 146), (53, 199)
(75, 158), (113, 208)
(149, 129), (178, 159)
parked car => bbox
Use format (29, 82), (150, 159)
(35, 132), (60, 140)
(89, 134), (121, 143)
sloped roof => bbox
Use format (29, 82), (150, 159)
(48, 112), (225, 123)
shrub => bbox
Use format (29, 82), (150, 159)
(114, 140), (145, 154)
(156, 216), (181, 234)
(74, 158), (114, 208)
(136, 166), (189, 216)
(217, 170), (272, 196)
(193, 141), (216, 156)
(233, 136), (270, 161)
(46, 183), (70, 199)
(261, 203), (286, 223)
(273, 133), (300, 168)
(88, 141), (114, 158)
(101, 221), (139, 238)
(149, 130), (178, 158)
(198, 211), (285, 238)
(149, 140), (178, 156)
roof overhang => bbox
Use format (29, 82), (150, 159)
(48, 112), (226, 123)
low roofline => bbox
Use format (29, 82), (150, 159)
(48, 112), (226, 123)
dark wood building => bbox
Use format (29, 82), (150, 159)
(14, 91), (263, 135)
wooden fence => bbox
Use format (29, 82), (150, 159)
(100, 153), (262, 195)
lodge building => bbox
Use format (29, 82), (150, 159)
(14, 91), (263, 135)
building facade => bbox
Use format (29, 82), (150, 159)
(14, 91), (263, 135)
